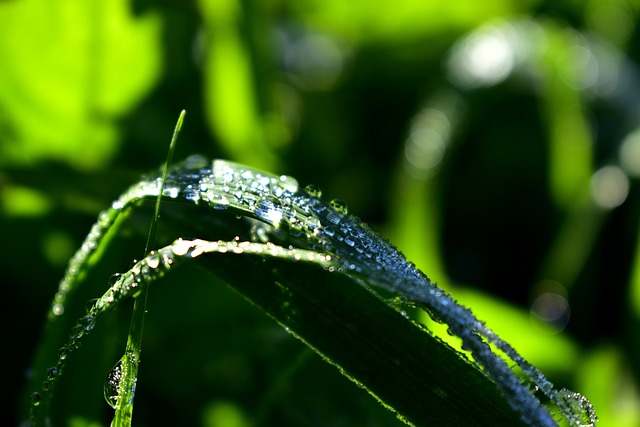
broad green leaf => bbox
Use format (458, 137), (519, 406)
(0, 0), (162, 170)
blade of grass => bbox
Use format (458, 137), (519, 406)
(111, 110), (185, 426)
(192, 249), (529, 426)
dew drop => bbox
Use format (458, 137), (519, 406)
(330, 199), (349, 214)
(42, 380), (50, 391)
(85, 298), (98, 312)
(278, 175), (299, 193)
(323, 226), (336, 237)
(254, 196), (284, 226)
(31, 392), (41, 406)
(162, 186), (180, 198)
(208, 191), (230, 207)
(68, 336), (81, 350)
(70, 325), (84, 339)
(104, 359), (124, 409)
(233, 190), (244, 202)
(147, 252), (160, 269)
(183, 184), (201, 203)
(108, 273), (122, 287)
(554, 388), (598, 427)
(184, 154), (209, 170)
(47, 367), (58, 380)
(171, 239), (192, 256)
(304, 184), (322, 197)
(326, 211), (341, 225)
(52, 303), (64, 316)
(58, 347), (68, 360)
(81, 314), (96, 331)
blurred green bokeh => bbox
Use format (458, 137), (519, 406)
(2, 0), (640, 425)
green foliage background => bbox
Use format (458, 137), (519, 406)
(1, 0), (639, 425)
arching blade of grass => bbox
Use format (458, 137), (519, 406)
(30, 229), (528, 426)
(25, 158), (593, 426)
(24, 196), (528, 426)
(191, 246), (528, 426)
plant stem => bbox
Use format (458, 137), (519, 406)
(112, 111), (185, 426)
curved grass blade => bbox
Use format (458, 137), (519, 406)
(25, 158), (596, 426)
(30, 235), (526, 426)
(193, 243), (530, 426)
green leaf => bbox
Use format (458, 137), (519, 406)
(0, 0), (162, 170)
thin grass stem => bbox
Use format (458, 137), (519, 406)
(112, 111), (186, 426)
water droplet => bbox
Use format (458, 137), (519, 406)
(304, 184), (322, 197)
(85, 299), (98, 312)
(162, 186), (180, 198)
(52, 303), (64, 316)
(184, 154), (209, 170)
(70, 325), (85, 339)
(326, 211), (341, 225)
(553, 388), (598, 426)
(183, 184), (201, 203)
(207, 191), (230, 207)
(171, 238), (192, 256)
(31, 392), (41, 406)
(104, 359), (124, 409)
(330, 199), (348, 214)
(147, 252), (160, 269)
(232, 190), (245, 202)
(42, 380), (50, 391)
(323, 226), (336, 237)
(68, 336), (81, 350)
(80, 314), (96, 331)
(58, 347), (68, 360)
(278, 175), (299, 193)
(47, 367), (58, 380)
(254, 196), (284, 226)
(108, 273), (122, 287)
